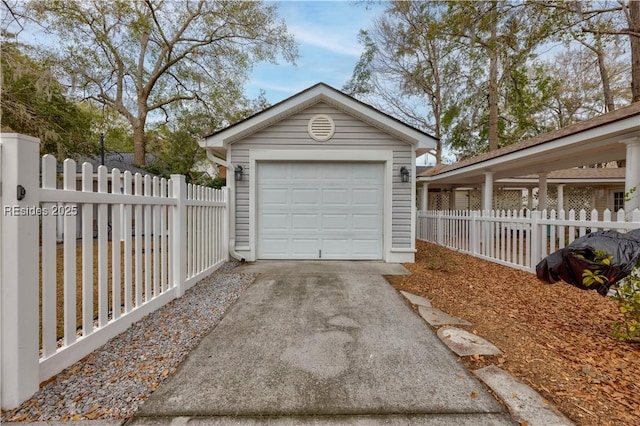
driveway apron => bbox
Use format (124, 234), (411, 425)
(131, 262), (513, 425)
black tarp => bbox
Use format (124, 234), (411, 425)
(536, 229), (640, 295)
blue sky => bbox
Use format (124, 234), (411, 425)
(244, 1), (385, 104)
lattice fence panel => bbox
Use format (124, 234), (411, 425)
(566, 187), (593, 219)
(495, 190), (522, 211)
(547, 187), (558, 211)
(430, 192), (450, 210)
(464, 190), (480, 210)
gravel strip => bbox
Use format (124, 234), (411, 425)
(1, 262), (255, 422)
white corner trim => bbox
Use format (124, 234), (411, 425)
(388, 250), (415, 263)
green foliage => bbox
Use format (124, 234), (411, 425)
(342, 30), (376, 96)
(610, 267), (640, 343)
(582, 269), (609, 287)
(0, 40), (94, 158)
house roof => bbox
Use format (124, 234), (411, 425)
(418, 102), (640, 187)
(61, 152), (156, 176)
(200, 83), (438, 158)
(492, 167), (626, 187)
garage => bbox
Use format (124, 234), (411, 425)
(258, 161), (384, 259)
(200, 83), (438, 263)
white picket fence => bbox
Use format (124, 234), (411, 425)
(1, 134), (228, 409)
(417, 208), (640, 272)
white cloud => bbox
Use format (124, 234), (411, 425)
(288, 24), (362, 57)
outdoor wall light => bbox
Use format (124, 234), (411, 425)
(400, 166), (410, 183)
(234, 165), (244, 181)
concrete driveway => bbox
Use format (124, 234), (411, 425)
(129, 262), (514, 425)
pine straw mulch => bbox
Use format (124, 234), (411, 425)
(386, 240), (640, 426)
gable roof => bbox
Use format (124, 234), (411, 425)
(418, 102), (640, 186)
(200, 83), (438, 158)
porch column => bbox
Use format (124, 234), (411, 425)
(525, 187), (533, 210)
(482, 171), (494, 211)
(557, 184), (565, 213)
(420, 182), (429, 210)
(538, 172), (548, 211)
(623, 137), (640, 213)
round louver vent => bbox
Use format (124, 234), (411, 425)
(308, 114), (335, 141)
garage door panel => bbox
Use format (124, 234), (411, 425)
(261, 188), (289, 205)
(292, 214), (318, 230)
(258, 162), (383, 260)
(353, 165), (384, 180)
(322, 189), (349, 205)
(261, 213), (289, 231)
(291, 163), (321, 179)
(292, 189), (319, 206)
(322, 214), (348, 230)
(292, 239), (320, 256)
(321, 163), (350, 180)
(259, 165), (287, 180)
(352, 214), (380, 231)
(352, 188), (382, 207)
(260, 238), (289, 256)
(321, 239), (350, 257)
(352, 239), (383, 256)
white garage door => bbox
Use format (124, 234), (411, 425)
(258, 162), (384, 260)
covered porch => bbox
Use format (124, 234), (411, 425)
(416, 102), (640, 272)
(418, 102), (640, 216)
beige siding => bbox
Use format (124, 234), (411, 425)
(594, 187), (609, 213)
(230, 102), (413, 249)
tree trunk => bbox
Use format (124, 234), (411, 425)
(434, 109), (442, 164)
(595, 39), (615, 111)
(488, 3), (499, 151)
(133, 122), (146, 166)
(630, 0), (640, 102)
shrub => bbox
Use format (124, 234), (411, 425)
(610, 267), (640, 343)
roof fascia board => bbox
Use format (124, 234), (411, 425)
(497, 178), (625, 184)
(421, 116), (639, 183)
(320, 93), (437, 148)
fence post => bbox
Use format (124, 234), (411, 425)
(1, 134), (40, 409)
(436, 211), (444, 245)
(530, 210), (541, 269)
(223, 187), (230, 261)
(171, 175), (187, 297)
(470, 210), (478, 255)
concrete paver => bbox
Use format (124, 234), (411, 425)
(399, 290), (432, 307)
(475, 365), (574, 426)
(418, 305), (472, 326)
(131, 268), (512, 423)
(437, 327), (503, 357)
